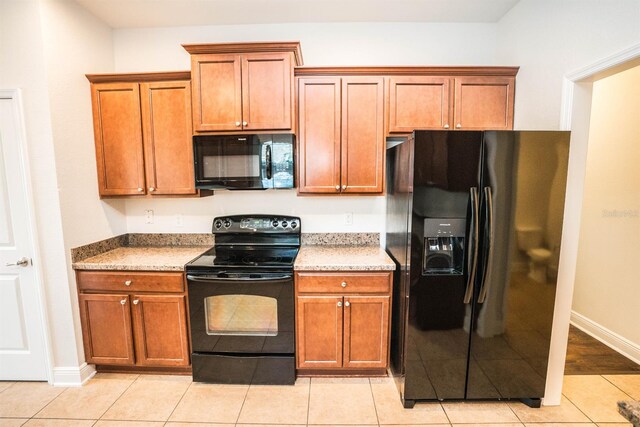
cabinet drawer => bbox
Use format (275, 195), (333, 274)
(296, 272), (390, 294)
(76, 271), (184, 293)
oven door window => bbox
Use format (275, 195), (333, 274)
(204, 295), (278, 336)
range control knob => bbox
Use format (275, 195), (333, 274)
(223, 219), (231, 228)
(272, 220), (279, 228)
(214, 220), (223, 229)
(290, 221), (298, 229)
(281, 221), (288, 228)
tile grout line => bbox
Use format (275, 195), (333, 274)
(164, 377), (194, 424)
(28, 383), (67, 420)
(96, 374), (141, 421)
(306, 377), (312, 426)
(234, 384), (251, 425)
(562, 388), (598, 425)
(367, 378), (381, 427)
(601, 373), (636, 400)
(440, 401), (452, 426)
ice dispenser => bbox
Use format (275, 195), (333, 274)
(422, 218), (465, 275)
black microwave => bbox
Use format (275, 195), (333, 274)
(193, 134), (294, 190)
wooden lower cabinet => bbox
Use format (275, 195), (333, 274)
(295, 272), (392, 372)
(77, 271), (190, 369)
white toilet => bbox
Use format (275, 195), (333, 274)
(516, 226), (552, 283)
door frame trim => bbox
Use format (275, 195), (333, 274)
(0, 88), (54, 383)
(546, 42), (640, 406)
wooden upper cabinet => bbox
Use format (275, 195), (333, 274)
(297, 78), (342, 193)
(296, 296), (343, 369)
(454, 76), (515, 130)
(343, 296), (390, 369)
(184, 42), (302, 133)
(140, 80), (196, 195)
(131, 294), (190, 367)
(342, 77), (385, 194)
(90, 83), (145, 196)
(191, 54), (242, 132)
(242, 53), (293, 130)
(388, 76), (451, 132)
(79, 293), (135, 365)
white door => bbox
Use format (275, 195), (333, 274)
(0, 91), (49, 380)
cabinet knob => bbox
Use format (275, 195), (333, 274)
(444, 124), (450, 129)
(337, 301), (343, 307)
(120, 299), (126, 305)
(133, 299), (139, 305)
(137, 187), (143, 192)
(335, 185), (340, 191)
(235, 121), (241, 127)
(456, 124), (462, 129)
(124, 280), (132, 287)
(149, 187), (155, 192)
(341, 281), (347, 288)
(342, 185), (347, 190)
(242, 121), (248, 127)
(345, 301), (350, 307)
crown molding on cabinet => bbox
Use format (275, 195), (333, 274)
(85, 71), (191, 83)
(295, 66), (519, 77)
(182, 41), (304, 66)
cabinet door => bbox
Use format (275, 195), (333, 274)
(343, 296), (390, 369)
(341, 77), (385, 193)
(78, 294), (135, 365)
(191, 54), (242, 132)
(241, 52), (293, 131)
(388, 76), (451, 132)
(296, 296), (343, 369)
(453, 76), (515, 130)
(140, 80), (196, 195)
(90, 83), (145, 196)
(297, 78), (342, 194)
(131, 294), (190, 367)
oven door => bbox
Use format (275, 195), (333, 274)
(193, 134), (294, 190)
(186, 272), (294, 355)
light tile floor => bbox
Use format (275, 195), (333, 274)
(0, 373), (637, 426)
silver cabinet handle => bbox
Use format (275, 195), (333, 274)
(341, 281), (347, 288)
(342, 185), (347, 190)
(149, 187), (155, 192)
(137, 187), (143, 192)
(456, 124), (462, 129)
(335, 185), (340, 191)
(235, 121), (241, 127)
(5, 257), (30, 267)
(345, 301), (350, 307)
(124, 280), (132, 287)
(120, 299), (126, 305)
(242, 121), (248, 126)
(444, 124), (450, 129)
(133, 299), (139, 305)
(337, 301), (342, 307)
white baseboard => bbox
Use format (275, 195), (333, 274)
(51, 362), (96, 387)
(570, 310), (640, 365)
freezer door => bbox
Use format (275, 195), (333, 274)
(467, 131), (570, 400)
(404, 131), (482, 401)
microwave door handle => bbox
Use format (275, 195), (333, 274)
(265, 144), (272, 180)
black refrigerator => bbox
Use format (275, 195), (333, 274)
(385, 130), (570, 408)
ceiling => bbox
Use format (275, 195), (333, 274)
(74, 0), (521, 29)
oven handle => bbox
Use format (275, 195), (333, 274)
(187, 274), (292, 282)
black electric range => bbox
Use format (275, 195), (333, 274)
(185, 214), (300, 385)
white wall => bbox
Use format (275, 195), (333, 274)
(572, 65), (640, 352)
(113, 22), (498, 233)
(497, 0), (640, 129)
(38, 0), (127, 379)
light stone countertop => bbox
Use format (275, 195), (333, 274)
(294, 246), (395, 271)
(72, 246), (210, 271)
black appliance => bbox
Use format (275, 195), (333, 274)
(386, 131), (570, 408)
(186, 214), (300, 385)
(193, 134), (295, 190)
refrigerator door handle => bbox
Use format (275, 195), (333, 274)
(478, 186), (494, 304)
(463, 187), (480, 304)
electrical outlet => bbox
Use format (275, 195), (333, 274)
(144, 210), (154, 224)
(176, 214), (184, 227)
(345, 212), (353, 226)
